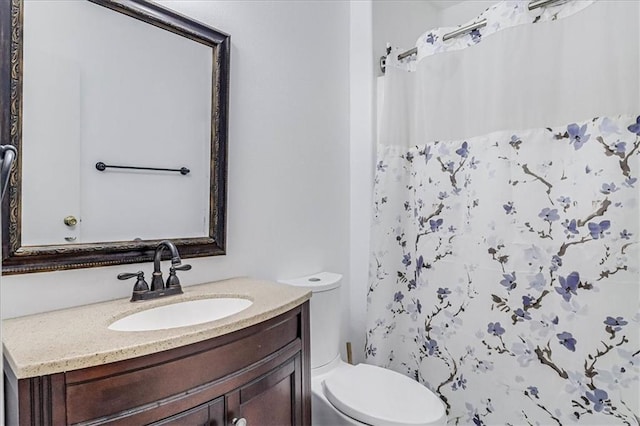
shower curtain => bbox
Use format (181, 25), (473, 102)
(366, 1), (639, 425)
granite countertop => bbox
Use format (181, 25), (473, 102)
(2, 277), (311, 379)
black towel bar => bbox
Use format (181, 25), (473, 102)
(95, 162), (190, 175)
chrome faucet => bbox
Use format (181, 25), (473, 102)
(118, 240), (191, 302)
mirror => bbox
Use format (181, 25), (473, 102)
(0, 0), (230, 274)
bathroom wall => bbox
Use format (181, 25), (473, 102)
(349, 0), (374, 365)
(437, 0), (496, 27)
(1, 0), (351, 328)
(372, 0), (440, 76)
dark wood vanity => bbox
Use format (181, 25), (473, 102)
(5, 302), (311, 426)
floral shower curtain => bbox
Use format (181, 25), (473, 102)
(366, 1), (639, 425)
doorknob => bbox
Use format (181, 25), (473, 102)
(232, 418), (247, 426)
(64, 215), (78, 227)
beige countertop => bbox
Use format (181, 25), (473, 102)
(2, 277), (311, 379)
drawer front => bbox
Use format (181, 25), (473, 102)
(65, 311), (300, 424)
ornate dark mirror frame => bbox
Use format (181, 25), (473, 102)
(0, 0), (229, 274)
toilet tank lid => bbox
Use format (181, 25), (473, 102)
(278, 272), (342, 292)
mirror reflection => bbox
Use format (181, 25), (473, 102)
(2, 0), (230, 274)
(22, 0), (212, 245)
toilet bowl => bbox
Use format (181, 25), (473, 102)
(279, 272), (447, 426)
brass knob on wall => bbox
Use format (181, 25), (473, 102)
(64, 215), (78, 227)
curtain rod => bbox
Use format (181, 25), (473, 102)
(395, 0), (563, 61)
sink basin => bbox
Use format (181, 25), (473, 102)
(108, 298), (253, 332)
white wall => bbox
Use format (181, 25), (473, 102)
(372, 0), (440, 76)
(1, 1), (350, 320)
(438, 0), (496, 27)
(349, 0), (374, 364)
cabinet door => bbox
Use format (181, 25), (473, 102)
(227, 355), (303, 426)
(151, 397), (225, 426)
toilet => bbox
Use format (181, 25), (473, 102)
(279, 272), (447, 426)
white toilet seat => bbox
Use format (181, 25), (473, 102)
(323, 364), (446, 426)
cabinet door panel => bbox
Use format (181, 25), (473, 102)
(230, 355), (301, 426)
(151, 403), (210, 426)
(242, 375), (293, 426)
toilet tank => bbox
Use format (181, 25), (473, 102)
(279, 272), (342, 369)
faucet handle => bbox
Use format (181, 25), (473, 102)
(173, 264), (192, 272)
(118, 271), (149, 293)
(166, 264), (191, 288)
(117, 271), (140, 280)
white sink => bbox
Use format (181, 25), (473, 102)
(108, 298), (253, 332)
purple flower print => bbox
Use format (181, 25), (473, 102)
(452, 374), (467, 390)
(599, 117), (620, 134)
(600, 182), (619, 194)
(586, 388), (609, 412)
(565, 371), (589, 394)
(557, 331), (577, 352)
(470, 28), (481, 43)
(438, 191), (449, 200)
(522, 295), (535, 307)
(445, 161), (455, 172)
(604, 316), (627, 331)
(550, 254), (563, 272)
(437, 287), (451, 301)
(430, 218), (443, 232)
(376, 160), (387, 172)
(393, 291), (404, 303)
(407, 299), (422, 321)
(425, 32), (436, 44)
(509, 135), (522, 150)
(567, 123), (591, 150)
(487, 322), (505, 336)
(500, 272), (517, 290)
(514, 308), (531, 321)
(620, 229), (632, 239)
(627, 115), (640, 135)
(562, 219), (579, 237)
(613, 141), (627, 154)
(402, 253), (412, 267)
(624, 177), (637, 187)
(366, 344), (377, 357)
(416, 255), (425, 275)
(557, 196), (571, 208)
(472, 414), (484, 426)
(527, 273), (546, 292)
(469, 156), (479, 169)
(407, 279), (417, 290)
(503, 201), (516, 215)
(555, 271), (579, 302)
(588, 220), (610, 239)
(512, 340), (536, 366)
(527, 386), (539, 398)
(420, 145), (433, 164)
(455, 141), (470, 158)
(538, 207), (560, 222)
(426, 338), (438, 355)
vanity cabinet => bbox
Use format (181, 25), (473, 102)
(5, 302), (310, 426)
